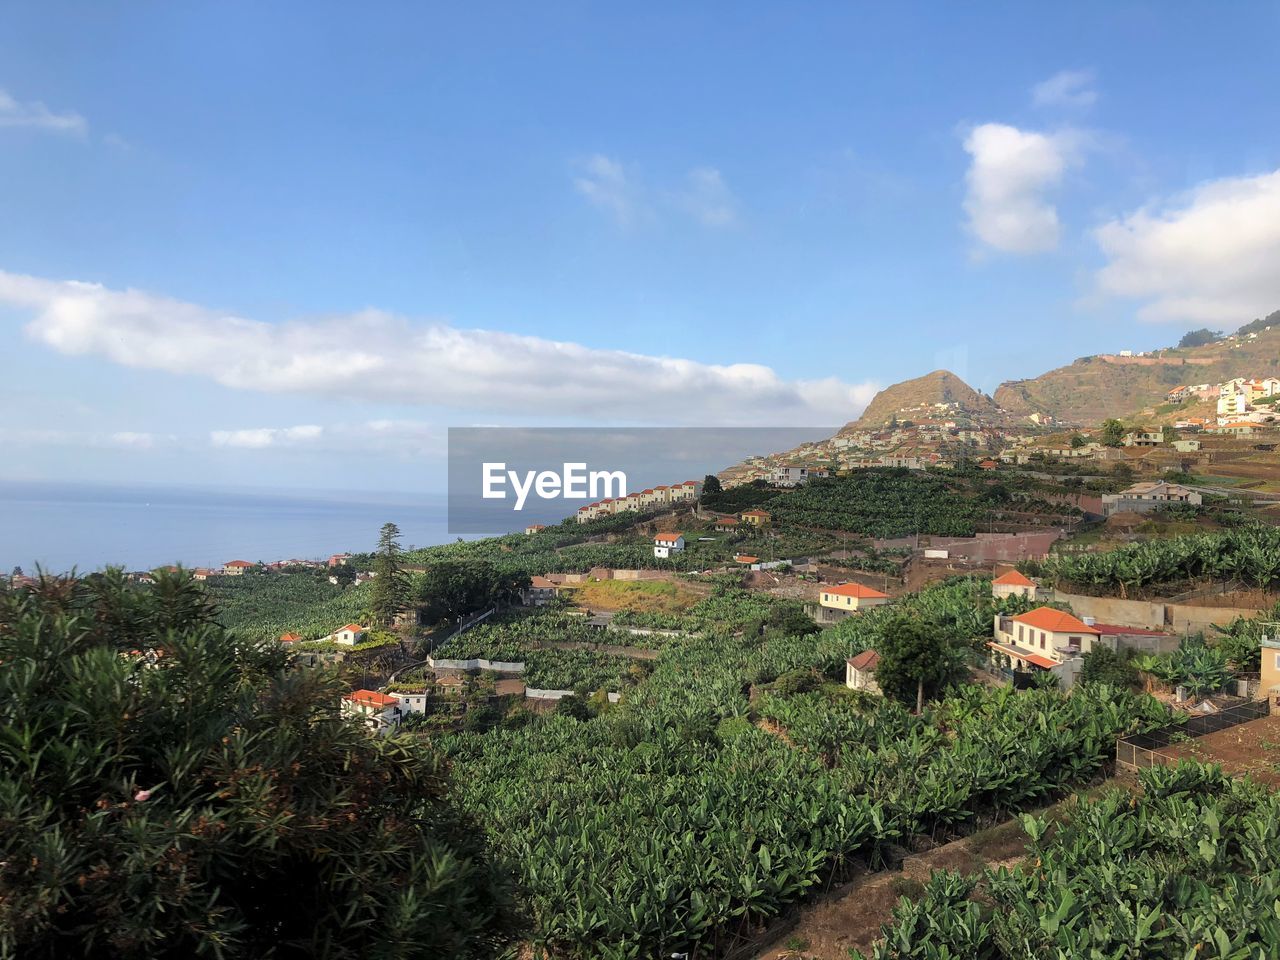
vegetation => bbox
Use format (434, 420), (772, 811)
(205, 571), (371, 642)
(1078, 644), (1138, 689)
(369, 520), (409, 624)
(1177, 327), (1224, 349)
(416, 558), (528, 625)
(873, 613), (968, 711)
(0, 570), (520, 959)
(1036, 526), (1280, 595)
(858, 763), (1280, 959)
(1137, 637), (1233, 697)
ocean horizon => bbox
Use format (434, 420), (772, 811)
(0, 480), (457, 573)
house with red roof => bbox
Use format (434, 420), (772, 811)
(341, 689), (401, 730)
(991, 568), (1037, 600)
(817, 582), (889, 622)
(222, 560), (254, 576)
(990, 606), (1098, 685)
(653, 532), (685, 559)
(714, 516), (739, 532)
(329, 623), (368, 646)
(522, 575), (560, 606)
(279, 632), (303, 644)
(845, 649), (881, 694)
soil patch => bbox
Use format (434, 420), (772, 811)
(1160, 713), (1280, 786)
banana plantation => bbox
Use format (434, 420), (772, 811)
(1036, 526), (1280, 596)
(858, 762), (1280, 959)
(438, 576), (1174, 959)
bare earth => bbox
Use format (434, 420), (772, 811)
(1159, 713), (1280, 786)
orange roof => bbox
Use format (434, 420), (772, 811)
(993, 570), (1034, 587)
(529, 575), (556, 588)
(224, 560), (253, 567)
(344, 689), (398, 708)
(1012, 607), (1100, 635)
(824, 582), (888, 599)
(655, 485), (669, 490)
(339, 623), (365, 633)
(735, 555), (760, 563)
(716, 517), (739, 524)
(740, 510), (771, 518)
(280, 632), (302, 643)
(654, 532), (683, 543)
(987, 642), (1056, 669)
(847, 650), (880, 672)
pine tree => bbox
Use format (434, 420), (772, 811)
(370, 521), (409, 625)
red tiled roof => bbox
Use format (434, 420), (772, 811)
(847, 650), (881, 672)
(987, 642), (1056, 670)
(224, 560), (253, 568)
(740, 510), (771, 518)
(1013, 607), (1100, 635)
(344, 689), (398, 708)
(339, 623), (365, 633)
(993, 570), (1035, 587)
(716, 517), (739, 525)
(529, 575), (556, 588)
(654, 532), (683, 543)
(280, 632), (302, 643)
(824, 582), (889, 599)
(734, 555), (760, 563)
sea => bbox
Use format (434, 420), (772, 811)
(0, 481), (456, 573)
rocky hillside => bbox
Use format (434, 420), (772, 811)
(996, 323), (1280, 426)
(844, 369), (1002, 430)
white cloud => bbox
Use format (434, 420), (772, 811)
(1032, 70), (1097, 109)
(676, 167), (738, 227)
(110, 431), (155, 449)
(0, 88), (86, 135)
(962, 123), (1081, 254)
(0, 270), (877, 425)
(574, 154), (639, 226)
(1094, 168), (1280, 324)
(575, 156), (740, 228)
(210, 425), (324, 449)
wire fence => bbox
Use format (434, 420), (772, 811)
(1116, 698), (1271, 772)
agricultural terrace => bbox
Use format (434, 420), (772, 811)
(205, 570), (372, 643)
(857, 763), (1280, 959)
(1034, 525), (1280, 597)
(435, 579), (1173, 959)
(563, 577), (705, 613)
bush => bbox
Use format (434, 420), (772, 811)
(1080, 645), (1138, 689)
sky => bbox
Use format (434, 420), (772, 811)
(2, 2), (1279, 495)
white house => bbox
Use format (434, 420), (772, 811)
(222, 560), (254, 576)
(771, 464), (828, 487)
(331, 623), (368, 645)
(522, 575), (559, 606)
(653, 532), (686, 559)
(1102, 482), (1202, 516)
(341, 689), (401, 731)
(992, 607), (1100, 665)
(845, 650), (881, 693)
(991, 569), (1036, 600)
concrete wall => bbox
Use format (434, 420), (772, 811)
(427, 657), (525, 673)
(525, 688), (622, 703)
(1052, 589), (1262, 635)
(1051, 590), (1166, 629)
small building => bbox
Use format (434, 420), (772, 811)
(280, 632), (302, 644)
(991, 569), (1036, 600)
(653, 532), (686, 559)
(1101, 482), (1202, 516)
(331, 623), (368, 645)
(524, 524), (547, 535)
(739, 510), (771, 527)
(817, 582), (889, 621)
(222, 560), (254, 576)
(328, 553), (352, 568)
(733, 554), (761, 566)
(1123, 431), (1163, 447)
(522, 575), (559, 606)
(714, 517), (739, 532)
(770, 465), (828, 487)
(845, 650), (881, 693)
(341, 689), (401, 730)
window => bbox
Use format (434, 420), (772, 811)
(1274, 653), (1280, 670)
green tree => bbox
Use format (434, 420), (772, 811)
(418, 559), (527, 625)
(702, 473), (723, 497)
(1177, 327), (1223, 349)
(1070, 434), (1087, 449)
(873, 614), (967, 712)
(1079, 644), (1137, 688)
(1101, 419), (1126, 448)
(369, 521), (409, 624)
(1162, 425), (1177, 443)
(0, 571), (521, 959)
(329, 563), (356, 586)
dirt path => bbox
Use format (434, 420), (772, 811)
(749, 785), (1116, 960)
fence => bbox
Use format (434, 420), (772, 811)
(1115, 699), (1271, 772)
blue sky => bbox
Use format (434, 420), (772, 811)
(1, 2), (1278, 493)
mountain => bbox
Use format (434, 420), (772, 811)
(995, 322), (1280, 426)
(843, 369), (1002, 430)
